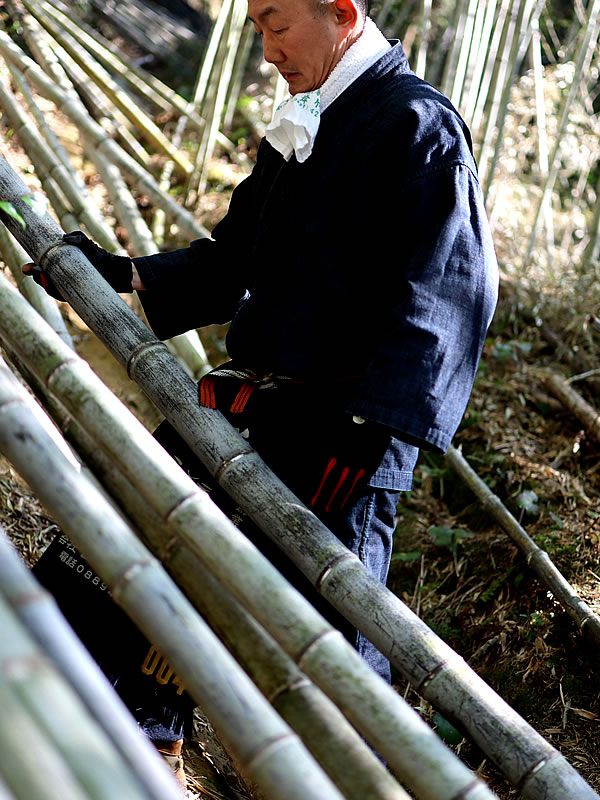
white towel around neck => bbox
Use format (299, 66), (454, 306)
(265, 17), (390, 163)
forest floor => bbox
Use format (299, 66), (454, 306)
(2, 279), (600, 799)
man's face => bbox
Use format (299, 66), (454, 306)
(248, 0), (354, 94)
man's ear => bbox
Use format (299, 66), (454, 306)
(332, 0), (359, 28)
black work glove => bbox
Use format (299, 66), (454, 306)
(304, 413), (391, 515)
(197, 369), (260, 430)
(31, 231), (133, 300)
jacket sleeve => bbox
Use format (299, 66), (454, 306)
(132, 171), (257, 341)
(346, 162), (498, 453)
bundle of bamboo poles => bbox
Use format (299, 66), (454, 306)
(0, 150), (599, 798)
(0, 2), (599, 798)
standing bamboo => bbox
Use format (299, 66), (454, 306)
(0, 259), (499, 800)
(0, 154), (596, 799)
(0, 358), (348, 800)
(525, 0), (600, 261)
(0, 529), (191, 800)
(20, 0), (193, 177)
(0, 32), (210, 241)
(445, 444), (600, 646)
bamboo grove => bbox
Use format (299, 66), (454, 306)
(0, 0), (599, 798)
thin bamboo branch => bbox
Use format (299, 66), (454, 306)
(0, 529), (191, 800)
(545, 373), (600, 443)
(0, 31), (210, 241)
(445, 444), (600, 646)
(20, 0), (193, 177)
(0, 356), (348, 800)
(0, 156), (596, 799)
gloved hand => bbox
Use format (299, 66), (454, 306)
(197, 368), (260, 431)
(305, 413), (391, 514)
(27, 231), (133, 300)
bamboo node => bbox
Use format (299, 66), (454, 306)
(315, 551), (357, 592)
(267, 676), (312, 705)
(38, 238), (71, 268)
(518, 751), (560, 790)
(125, 339), (170, 378)
(295, 628), (341, 669)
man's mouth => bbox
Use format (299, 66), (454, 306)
(281, 71), (299, 82)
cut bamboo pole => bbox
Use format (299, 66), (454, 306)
(546, 373), (600, 443)
(20, 0), (193, 176)
(0, 358), (348, 800)
(0, 529), (189, 800)
(0, 587), (151, 799)
(0, 32), (210, 241)
(79, 137), (210, 379)
(42, 0), (235, 154)
(0, 67), (123, 253)
(0, 156), (596, 799)
(0, 257), (498, 800)
(445, 444), (600, 646)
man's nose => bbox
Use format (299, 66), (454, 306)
(262, 34), (283, 64)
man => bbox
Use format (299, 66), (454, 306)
(27, 0), (498, 786)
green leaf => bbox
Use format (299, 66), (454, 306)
(517, 489), (539, 514)
(22, 192), (48, 216)
(391, 551), (422, 563)
(428, 526), (474, 549)
(433, 712), (463, 745)
(0, 201), (26, 230)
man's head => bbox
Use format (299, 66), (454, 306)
(248, 0), (366, 95)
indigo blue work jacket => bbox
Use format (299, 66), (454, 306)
(135, 41), (499, 491)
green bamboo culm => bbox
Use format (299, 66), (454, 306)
(0, 152), (597, 798)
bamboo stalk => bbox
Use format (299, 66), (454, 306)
(525, 0), (600, 261)
(0, 529), (188, 800)
(0, 157), (596, 799)
(0, 249), (498, 800)
(445, 444), (600, 646)
(0, 358), (348, 800)
(20, 0), (193, 177)
(0, 65), (123, 253)
(0, 32), (209, 241)
(42, 0), (235, 154)
(545, 373), (600, 443)
(0, 589), (151, 799)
